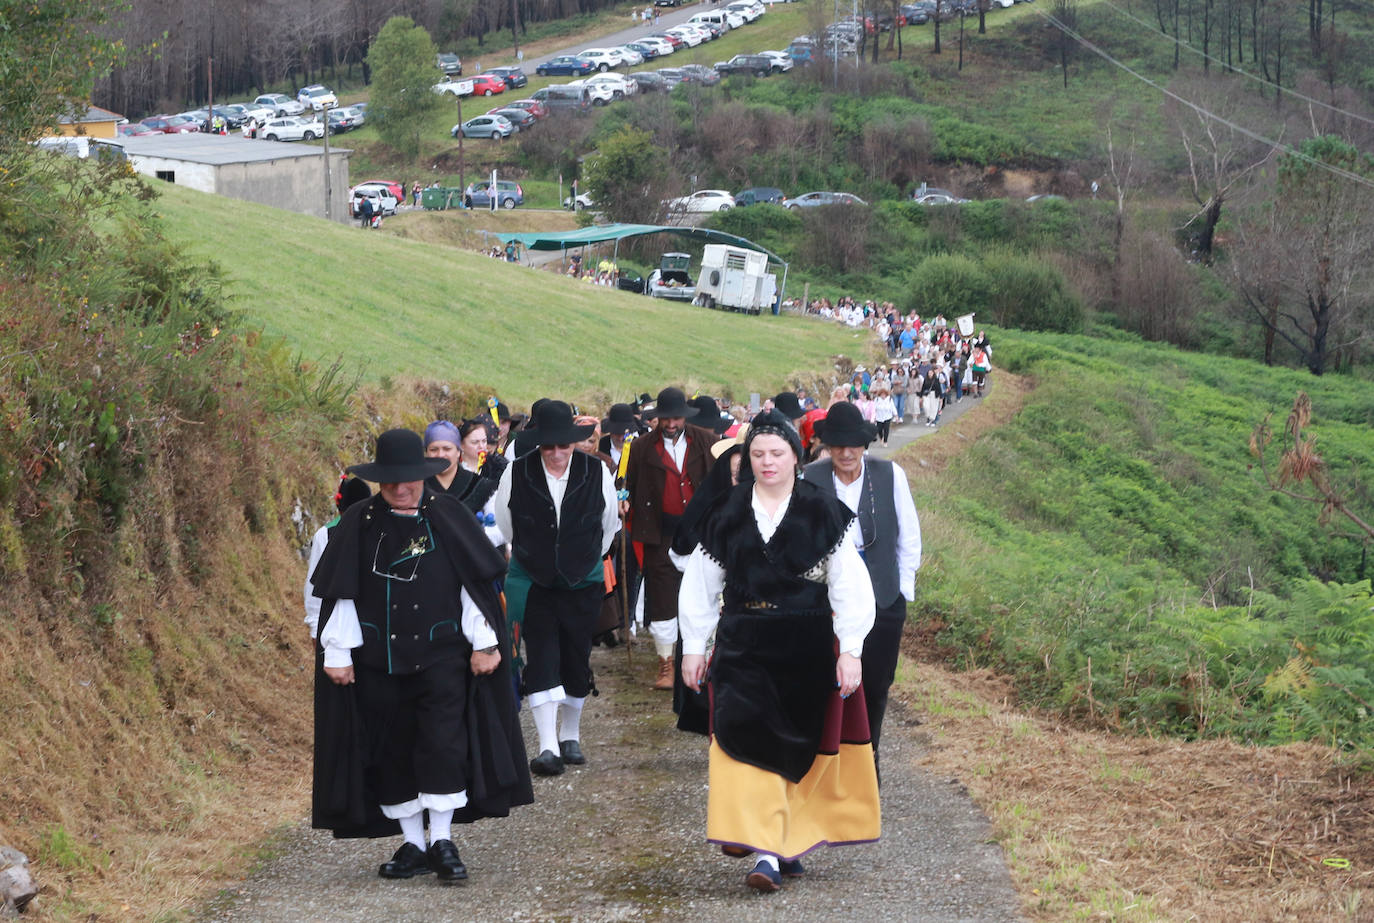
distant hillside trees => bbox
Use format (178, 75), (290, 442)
(580, 127), (671, 224)
(367, 17), (441, 160)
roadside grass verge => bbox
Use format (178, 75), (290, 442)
(152, 181), (864, 406)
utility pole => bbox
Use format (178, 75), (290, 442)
(322, 102), (334, 220)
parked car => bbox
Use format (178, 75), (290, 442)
(614, 46), (645, 66)
(563, 191), (596, 209)
(663, 26), (706, 47)
(785, 190), (868, 208)
(630, 72), (670, 92)
(503, 98), (549, 119)
(297, 84), (338, 110)
(486, 66), (529, 89)
(216, 104), (252, 126)
(678, 64), (722, 86)
(625, 40), (662, 61)
(487, 106), (537, 132)
(577, 47), (626, 71)
(648, 31), (686, 50)
(349, 184), (399, 217)
(584, 73), (638, 99)
(655, 67), (686, 88)
(688, 10), (744, 32)
(117, 122), (159, 137)
(327, 108), (360, 132)
(735, 186), (786, 206)
(566, 79), (617, 106)
(654, 0), (684, 7)
(356, 180), (407, 204)
(787, 38), (816, 65)
(688, 19), (727, 40)
(537, 55), (597, 77)
(437, 52), (463, 75)
(530, 84), (594, 113)
(666, 189), (735, 213)
(617, 271), (646, 294)
(253, 93), (305, 116)
(336, 104), (366, 126)
(464, 179), (524, 209)
(259, 116), (324, 141)
(714, 54), (776, 77)
(726, 0), (765, 21)
(910, 185), (968, 204)
(647, 253), (696, 300)
(432, 76), (471, 96)
(140, 115), (202, 133)
(452, 114), (514, 139)
(635, 37), (676, 56)
(757, 51), (795, 72)
(469, 74), (508, 96)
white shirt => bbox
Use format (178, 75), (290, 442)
(316, 512), (499, 669)
(830, 459), (922, 601)
(678, 488), (875, 658)
(494, 454), (621, 557)
(662, 431), (686, 472)
(303, 524), (330, 638)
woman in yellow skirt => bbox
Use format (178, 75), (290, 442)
(679, 409), (879, 892)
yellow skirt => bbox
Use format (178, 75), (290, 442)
(706, 738), (881, 861)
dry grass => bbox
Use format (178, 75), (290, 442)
(896, 659), (1373, 922)
(886, 372), (1373, 922)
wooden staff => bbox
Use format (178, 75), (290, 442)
(616, 432), (637, 668)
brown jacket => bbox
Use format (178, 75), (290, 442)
(623, 423), (715, 545)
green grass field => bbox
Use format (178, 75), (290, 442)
(153, 181), (865, 406)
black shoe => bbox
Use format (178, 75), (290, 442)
(530, 749), (565, 776)
(745, 859), (782, 892)
(427, 839), (468, 882)
(779, 858), (806, 877)
(378, 842), (433, 879)
(559, 739), (586, 765)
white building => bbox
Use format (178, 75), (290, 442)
(117, 134), (352, 222)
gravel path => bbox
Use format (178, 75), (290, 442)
(202, 630), (1022, 922)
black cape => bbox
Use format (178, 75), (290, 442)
(309, 491), (532, 838)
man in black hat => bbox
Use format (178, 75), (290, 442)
(622, 386), (716, 690)
(771, 391), (807, 425)
(598, 402), (642, 468)
(310, 429), (532, 882)
(687, 395), (730, 436)
(494, 401), (621, 776)
(802, 402), (922, 774)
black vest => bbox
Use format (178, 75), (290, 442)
(353, 510), (466, 675)
(803, 457), (900, 608)
(509, 451), (606, 588)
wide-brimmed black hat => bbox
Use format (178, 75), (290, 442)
(347, 429), (450, 482)
(772, 391), (805, 420)
(688, 395), (728, 434)
(815, 401), (877, 448)
(652, 387), (698, 420)
(601, 402), (639, 436)
(531, 400), (596, 446)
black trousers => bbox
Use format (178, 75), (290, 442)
(640, 541), (683, 624)
(356, 659), (470, 806)
(521, 581), (603, 698)
(862, 596), (908, 758)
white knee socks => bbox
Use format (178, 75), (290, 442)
(531, 700), (559, 755)
(558, 695), (585, 742)
(429, 807), (453, 844)
(398, 810), (425, 850)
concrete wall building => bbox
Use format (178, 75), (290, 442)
(116, 134), (352, 222)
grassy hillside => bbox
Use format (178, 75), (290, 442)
(154, 182), (865, 407)
(907, 333), (1374, 750)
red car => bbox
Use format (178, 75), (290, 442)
(117, 122), (159, 137)
(470, 74), (507, 97)
(502, 98), (549, 120)
(648, 31), (686, 49)
(357, 179), (406, 203)
(140, 115), (201, 134)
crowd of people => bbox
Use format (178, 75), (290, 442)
(304, 375), (935, 894)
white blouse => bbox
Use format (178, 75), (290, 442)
(678, 488), (876, 659)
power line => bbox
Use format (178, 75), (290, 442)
(1035, 7), (1374, 191)
(1098, 0), (1374, 128)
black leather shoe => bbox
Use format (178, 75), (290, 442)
(559, 739), (586, 765)
(530, 749), (565, 776)
(378, 842), (432, 879)
(427, 839), (468, 882)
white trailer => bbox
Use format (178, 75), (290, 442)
(693, 244), (777, 315)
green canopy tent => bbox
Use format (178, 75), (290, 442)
(493, 223), (789, 314)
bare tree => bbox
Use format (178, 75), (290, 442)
(1049, 0), (1078, 89)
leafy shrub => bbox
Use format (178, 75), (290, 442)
(903, 253), (990, 317)
(983, 249), (1084, 332)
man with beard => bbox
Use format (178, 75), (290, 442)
(622, 387), (715, 690)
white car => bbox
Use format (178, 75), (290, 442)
(578, 47), (625, 71)
(613, 45), (645, 66)
(638, 37), (676, 56)
(254, 93), (305, 117)
(259, 116), (324, 141)
(759, 50), (794, 72)
(563, 192), (595, 210)
(566, 79), (618, 106)
(727, 0), (766, 20)
(585, 73), (638, 99)
(297, 84), (338, 110)
(664, 26), (705, 47)
(336, 104), (366, 126)
(237, 102), (277, 122)
(666, 189), (735, 213)
(350, 184), (399, 217)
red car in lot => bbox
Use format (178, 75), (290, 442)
(357, 179), (406, 204)
(140, 115), (201, 133)
(470, 74), (507, 97)
(648, 31), (686, 49)
(500, 98), (549, 119)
